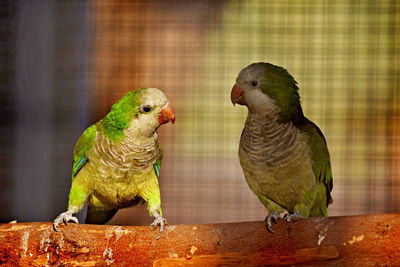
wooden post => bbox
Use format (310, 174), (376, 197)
(1, 213), (399, 266)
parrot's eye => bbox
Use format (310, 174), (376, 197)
(140, 105), (152, 113)
(251, 81), (258, 87)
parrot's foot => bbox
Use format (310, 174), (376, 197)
(265, 211), (282, 233)
(151, 211), (167, 239)
(53, 210), (79, 232)
(283, 211), (304, 222)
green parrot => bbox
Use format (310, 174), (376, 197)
(231, 63), (333, 233)
(53, 87), (175, 234)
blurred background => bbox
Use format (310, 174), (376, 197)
(0, 0), (399, 225)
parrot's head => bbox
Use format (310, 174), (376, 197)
(134, 87), (175, 132)
(231, 62), (303, 122)
(100, 87), (175, 141)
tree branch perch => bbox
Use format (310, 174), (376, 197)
(0, 213), (399, 266)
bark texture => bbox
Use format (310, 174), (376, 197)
(0, 213), (399, 266)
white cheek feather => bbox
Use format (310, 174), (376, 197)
(246, 88), (278, 112)
(127, 114), (158, 138)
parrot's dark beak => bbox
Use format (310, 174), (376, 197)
(231, 83), (247, 106)
(158, 103), (175, 124)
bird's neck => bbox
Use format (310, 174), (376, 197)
(244, 111), (294, 142)
(123, 119), (158, 144)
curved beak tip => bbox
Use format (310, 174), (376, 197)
(158, 103), (175, 125)
(231, 83), (246, 106)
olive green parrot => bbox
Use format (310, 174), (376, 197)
(53, 88), (175, 234)
(231, 63), (333, 232)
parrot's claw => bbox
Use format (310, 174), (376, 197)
(53, 210), (79, 232)
(265, 211), (281, 233)
(283, 211), (304, 222)
(151, 211), (167, 239)
(151, 216), (166, 232)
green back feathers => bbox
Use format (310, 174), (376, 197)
(297, 119), (333, 208)
(97, 88), (145, 143)
(258, 63), (303, 123)
(72, 124), (97, 181)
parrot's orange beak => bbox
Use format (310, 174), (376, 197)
(158, 103), (175, 124)
(231, 83), (247, 106)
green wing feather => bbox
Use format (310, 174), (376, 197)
(153, 139), (163, 178)
(298, 119), (333, 207)
(72, 125), (97, 181)
(311, 122), (333, 202)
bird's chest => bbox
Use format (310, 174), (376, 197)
(238, 114), (315, 201)
(239, 115), (302, 168)
(93, 132), (158, 179)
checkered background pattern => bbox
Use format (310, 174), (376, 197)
(1, 0), (399, 224)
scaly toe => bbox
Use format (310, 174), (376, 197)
(151, 217), (166, 232)
(53, 211), (79, 232)
(151, 217), (167, 240)
(284, 211), (304, 222)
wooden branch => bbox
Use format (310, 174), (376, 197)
(1, 213), (399, 266)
